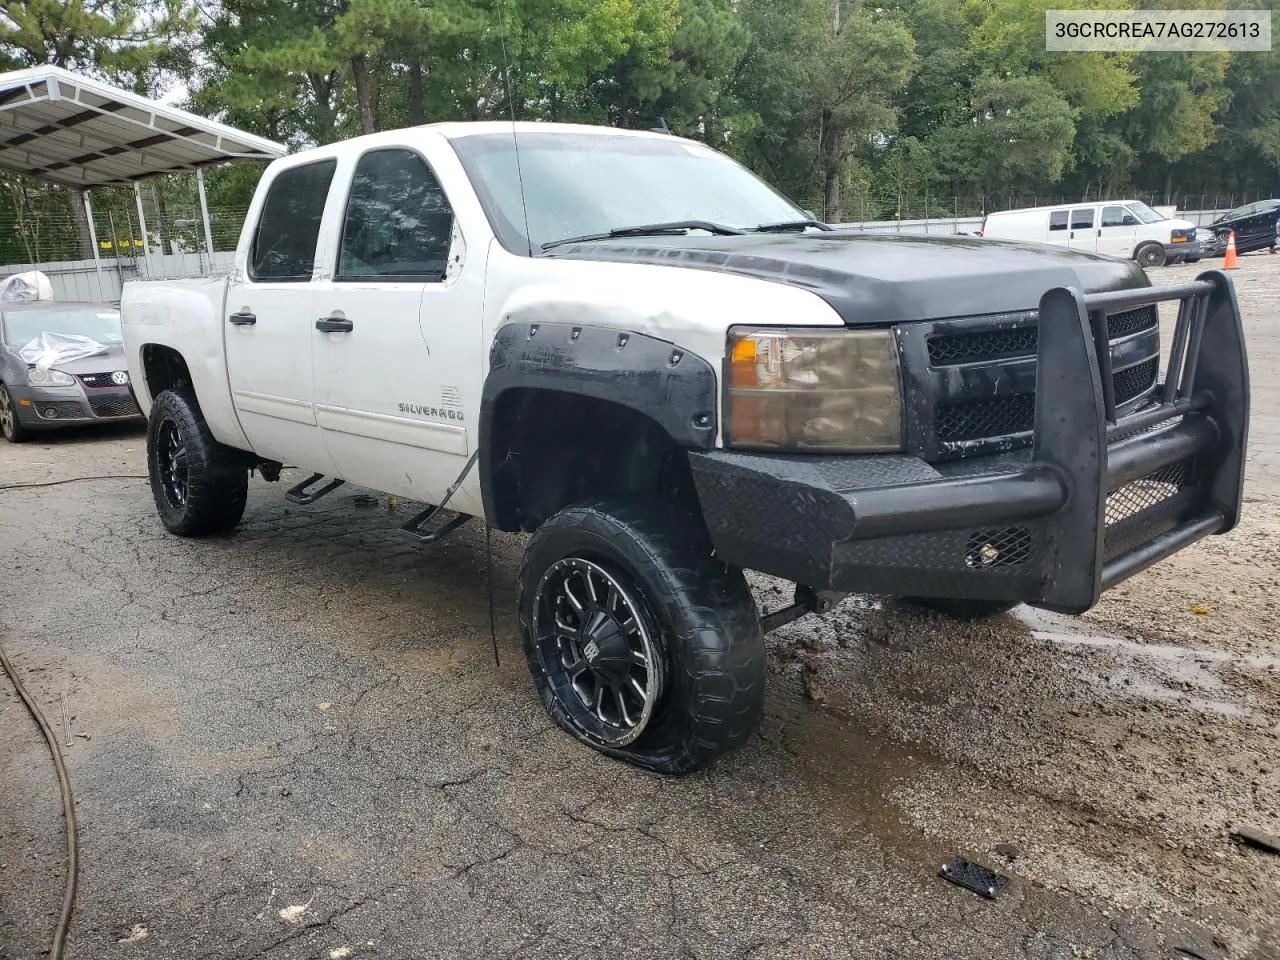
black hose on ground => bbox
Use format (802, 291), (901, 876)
(0, 473), (147, 490)
(0, 639), (79, 960)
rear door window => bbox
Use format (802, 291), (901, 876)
(249, 160), (338, 282)
(1049, 211), (1069, 231)
(1071, 208), (1095, 230)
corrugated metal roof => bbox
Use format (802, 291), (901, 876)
(0, 66), (286, 188)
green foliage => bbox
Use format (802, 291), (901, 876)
(733, 0), (917, 218)
(3, 0), (1280, 247)
(0, 0), (193, 74)
(932, 72), (1078, 198)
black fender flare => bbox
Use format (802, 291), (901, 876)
(479, 322), (719, 528)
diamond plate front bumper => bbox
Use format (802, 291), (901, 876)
(690, 271), (1249, 614)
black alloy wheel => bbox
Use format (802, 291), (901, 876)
(531, 556), (663, 747)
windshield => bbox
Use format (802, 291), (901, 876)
(2, 306), (122, 346)
(451, 132), (805, 253)
(1125, 201), (1166, 224)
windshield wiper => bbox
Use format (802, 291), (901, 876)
(540, 220), (745, 251)
(754, 219), (835, 233)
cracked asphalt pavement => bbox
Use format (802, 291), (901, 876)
(3, 258), (1279, 959)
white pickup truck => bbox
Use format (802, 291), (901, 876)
(122, 122), (1250, 773)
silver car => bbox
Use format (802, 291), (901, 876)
(0, 301), (142, 443)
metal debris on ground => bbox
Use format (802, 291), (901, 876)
(939, 856), (1011, 899)
(1229, 826), (1280, 855)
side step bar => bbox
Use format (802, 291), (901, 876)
(400, 503), (471, 545)
(285, 473), (345, 505)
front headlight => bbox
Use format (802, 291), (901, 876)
(725, 327), (903, 452)
(27, 367), (75, 386)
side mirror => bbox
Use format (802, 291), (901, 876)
(1123, 215), (1138, 226)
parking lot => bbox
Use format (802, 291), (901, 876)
(2, 257), (1277, 960)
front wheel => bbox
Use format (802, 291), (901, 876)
(1136, 243), (1167, 268)
(518, 500), (765, 774)
(147, 389), (248, 536)
(0, 384), (31, 443)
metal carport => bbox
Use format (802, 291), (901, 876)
(0, 65), (285, 283)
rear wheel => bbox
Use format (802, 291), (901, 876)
(147, 389), (247, 536)
(1136, 242), (1166, 268)
(518, 500), (765, 774)
(0, 384), (31, 443)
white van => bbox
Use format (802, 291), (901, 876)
(979, 200), (1198, 267)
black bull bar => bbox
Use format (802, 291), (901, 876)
(689, 270), (1250, 614)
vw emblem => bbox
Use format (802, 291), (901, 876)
(111, 370), (130, 385)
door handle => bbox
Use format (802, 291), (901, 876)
(316, 316), (354, 333)
(229, 311), (257, 326)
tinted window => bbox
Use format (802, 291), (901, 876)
(1049, 211), (1069, 231)
(1101, 205), (1133, 227)
(250, 160), (337, 282)
(1071, 208), (1095, 229)
(338, 149), (454, 281)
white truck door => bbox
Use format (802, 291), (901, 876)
(1097, 204), (1138, 258)
(1046, 209), (1070, 246)
(1067, 206), (1098, 252)
(309, 145), (485, 512)
(225, 158), (340, 474)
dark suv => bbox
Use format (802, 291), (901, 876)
(1211, 199), (1280, 254)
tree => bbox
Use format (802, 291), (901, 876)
(594, 0), (751, 142)
(335, 0), (483, 134)
(0, 0), (195, 257)
(192, 0), (354, 148)
(735, 0), (916, 219)
(930, 73), (1076, 203)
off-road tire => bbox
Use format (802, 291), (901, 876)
(517, 500), (765, 775)
(0, 383), (31, 443)
(147, 389), (248, 536)
(1136, 242), (1166, 268)
(903, 597), (1018, 619)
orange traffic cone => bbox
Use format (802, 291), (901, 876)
(1224, 230), (1239, 270)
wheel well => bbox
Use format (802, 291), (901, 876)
(486, 389), (699, 532)
(141, 344), (192, 399)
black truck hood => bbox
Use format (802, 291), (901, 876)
(544, 232), (1150, 325)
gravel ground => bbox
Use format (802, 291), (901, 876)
(1, 257), (1277, 960)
